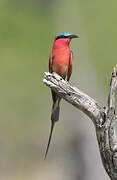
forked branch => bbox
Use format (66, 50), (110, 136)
(43, 65), (117, 180)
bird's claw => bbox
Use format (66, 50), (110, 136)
(52, 72), (63, 84)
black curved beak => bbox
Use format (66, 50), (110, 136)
(69, 34), (80, 39)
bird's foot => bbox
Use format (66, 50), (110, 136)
(52, 72), (63, 84)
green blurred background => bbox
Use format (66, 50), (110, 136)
(0, 0), (116, 179)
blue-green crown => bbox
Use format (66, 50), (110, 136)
(56, 32), (71, 39)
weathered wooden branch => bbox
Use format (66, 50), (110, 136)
(43, 65), (117, 180)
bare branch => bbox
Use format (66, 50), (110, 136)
(43, 65), (117, 180)
(97, 65), (117, 180)
(108, 65), (117, 110)
(43, 72), (104, 127)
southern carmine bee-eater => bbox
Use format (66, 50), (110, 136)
(44, 32), (80, 159)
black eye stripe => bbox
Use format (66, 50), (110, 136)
(56, 35), (69, 40)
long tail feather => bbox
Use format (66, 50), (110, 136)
(44, 120), (55, 160)
(51, 101), (60, 122)
(44, 99), (60, 160)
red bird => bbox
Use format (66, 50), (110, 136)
(44, 32), (79, 159)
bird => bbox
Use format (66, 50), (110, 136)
(44, 32), (80, 159)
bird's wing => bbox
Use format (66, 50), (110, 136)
(49, 53), (53, 73)
(67, 51), (74, 81)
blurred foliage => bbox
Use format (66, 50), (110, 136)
(78, 0), (117, 84)
(0, 0), (55, 170)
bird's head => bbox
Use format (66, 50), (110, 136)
(55, 32), (80, 45)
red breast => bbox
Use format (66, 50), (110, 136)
(51, 38), (71, 77)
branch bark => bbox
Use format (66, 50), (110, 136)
(43, 65), (117, 180)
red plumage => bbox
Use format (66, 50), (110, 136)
(44, 33), (79, 159)
(49, 38), (73, 80)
